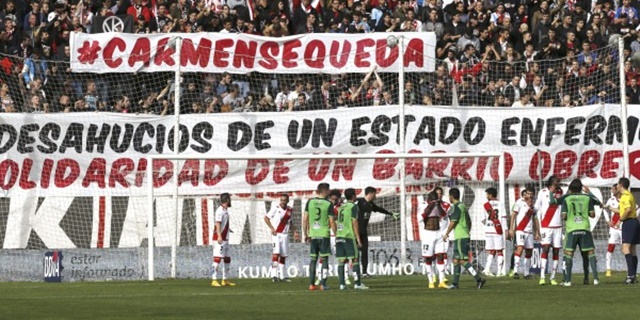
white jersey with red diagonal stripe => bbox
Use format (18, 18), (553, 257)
(514, 198), (536, 233)
(534, 187), (563, 228)
(439, 201), (452, 232)
(266, 204), (293, 234)
(605, 196), (621, 230)
(483, 199), (506, 235)
(213, 205), (230, 241)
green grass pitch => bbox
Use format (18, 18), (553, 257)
(0, 273), (634, 319)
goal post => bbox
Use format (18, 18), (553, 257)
(146, 152), (506, 281)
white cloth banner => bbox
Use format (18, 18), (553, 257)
(0, 104), (634, 196)
(69, 32), (437, 74)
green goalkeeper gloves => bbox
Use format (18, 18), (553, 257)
(392, 212), (400, 220)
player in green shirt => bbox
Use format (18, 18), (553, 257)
(303, 182), (336, 291)
(335, 188), (369, 290)
(443, 188), (486, 289)
(560, 178), (599, 287)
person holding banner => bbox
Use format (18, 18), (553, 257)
(355, 187), (399, 278)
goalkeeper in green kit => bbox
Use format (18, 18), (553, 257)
(336, 188), (369, 290)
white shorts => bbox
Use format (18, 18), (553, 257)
(213, 240), (229, 258)
(331, 236), (336, 255)
(272, 233), (289, 257)
(609, 228), (622, 245)
(421, 230), (445, 257)
(540, 227), (563, 248)
(515, 231), (534, 249)
(485, 234), (505, 251)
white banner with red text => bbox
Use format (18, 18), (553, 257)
(0, 104), (636, 197)
(69, 32), (436, 74)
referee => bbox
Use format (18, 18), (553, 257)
(356, 187), (399, 277)
(618, 177), (639, 284)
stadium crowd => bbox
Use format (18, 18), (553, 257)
(0, 0), (638, 113)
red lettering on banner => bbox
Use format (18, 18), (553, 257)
(153, 159), (173, 188)
(489, 152), (513, 181)
(128, 38), (151, 67)
(0, 159), (19, 190)
(529, 151), (551, 180)
(451, 156), (473, 180)
(283, 40), (302, 68)
(178, 159), (200, 186)
(405, 149), (423, 179)
(233, 40), (257, 69)
(258, 41), (279, 69)
(376, 39), (398, 68)
(246, 159), (269, 185)
(273, 159), (291, 184)
(577, 150), (600, 178)
(204, 159), (228, 186)
(630, 150), (640, 180)
(304, 40), (325, 69)
(183, 38), (213, 68)
(135, 158), (147, 187)
(41, 158), (54, 188)
(372, 149), (397, 180)
(155, 37), (176, 66)
(476, 157), (489, 181)
(426, 150), (448, 179)
(19, 158), (36, 189)
(104, 37), (126, 68)
(308, 158), (331, 181)
(332, 158), (357, 181)
(329, 41), (351, 68)
(354, 39), (375, 68)
(110, 158), (135, 187)
(55, 159), (80, 188)
(294, 190), (314, 197)
(212, 38), (233, 67)
(553, 150), (577, 179)
(82, 158), (106, 188)
(601, 150), (622, 179)
(405, 39), (424, 67)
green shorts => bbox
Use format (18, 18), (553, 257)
(564, 230), (595, 252)
(309, 237), (331, 259)
(453, 238), (470, 261)
(335, 237), (358, 260)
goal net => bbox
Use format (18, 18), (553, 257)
(146, 152), (506, 280)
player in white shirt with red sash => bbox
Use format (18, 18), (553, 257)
(534, 176), (563, 285)
(509, 187), (541, 280)
(482, 187), (507, 277)
(211, 193), (235, 287)
(264, 194), (299, 283)
(418, 191), (449, 288)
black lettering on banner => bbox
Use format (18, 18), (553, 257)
(438, 116), (461, 145)
(392, 115), (416, 144)
(369, 115), (391, 146)
(60, 123), (84, 154)
(311, 118), (337, 148)
(501, 117), (520, 146)
(133, 122), (155, 153)
(606, 115), (623, 145)
(413, 116), (436, 145)
(624, 116), (637, 145)
(191, 122), (214, 153)
(167, 124), (189, 153)
(463, 116), (485, 145)
(110, 123), (134, 153)
(254, 120), (274, 151)
(156, 124), (166, 153)
(544, 117), (565, 146)
(565, 116), (586, 146)
(287, 119), (312, 149)
(17, 123), (39, 153)
(0, 124), (17, 153)
(584, 115), (606, 145)
(38, 123), (61, 154)
(520, 118), (544, 146)
(86, 124), (111, 153)
(350, 116), (371, 147)
(227, 121), (252, 151)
